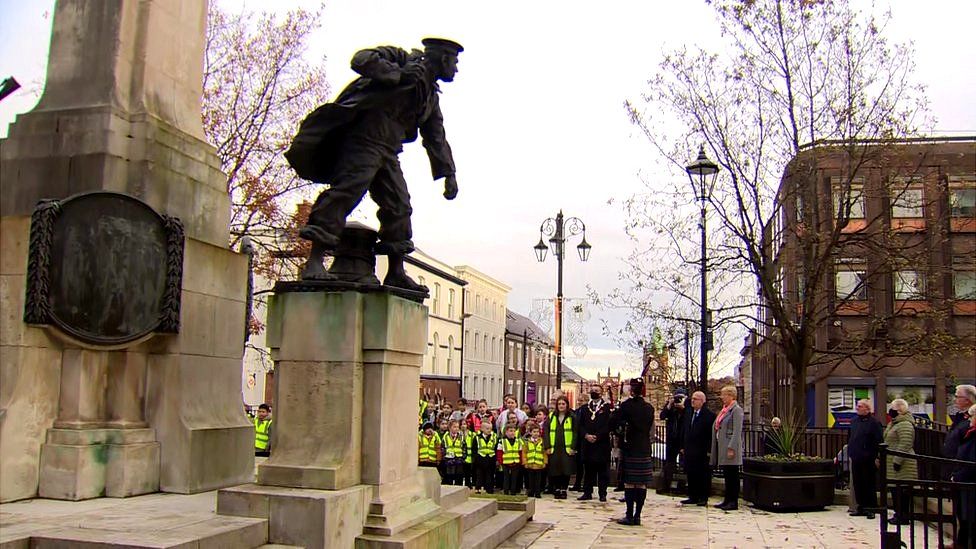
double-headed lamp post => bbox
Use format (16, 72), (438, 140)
(685, 146), (720, 391)
(533, 211), (591, 391)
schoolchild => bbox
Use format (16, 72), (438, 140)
(497, 424), (524, 495)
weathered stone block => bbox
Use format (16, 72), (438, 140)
(267, 291), (365, 363)
(218, 483), (370, 549)
(257, 359), (363, 490)
(104, 441), (160, 497)
(37, 442), (108, 501)
(0, 345), (62, 502)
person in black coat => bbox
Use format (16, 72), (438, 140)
(609, 378), (656, 525)
(659, 389), (687, 493)
(570, 400), (587, 492)
(847, 399), (884, 519)
(951, 404), (975, 549)
(577, 384), (613, 502)
(680, 390), (716, 505)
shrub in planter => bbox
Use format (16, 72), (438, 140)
(742, 412), (835, 512)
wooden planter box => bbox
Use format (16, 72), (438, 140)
(742, 458), (835, 512)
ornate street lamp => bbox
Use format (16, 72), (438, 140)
(685, 146), (720, 390)
(533, 211), (590, 389)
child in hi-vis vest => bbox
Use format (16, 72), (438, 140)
(418, 422), (442, 467)
(440, 419), (466, 486)
(471, 420), (497, 494)
(522, 423), (548, 498)
(497, 423), (524, 495)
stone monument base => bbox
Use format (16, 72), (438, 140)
(38, 428), (159, 500)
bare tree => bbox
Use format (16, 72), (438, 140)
(203, 3), (330, 289)
(611, 0), (972, 415)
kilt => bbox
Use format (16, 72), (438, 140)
(621, 455), (655, 487)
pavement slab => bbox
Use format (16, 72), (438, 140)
(525, 490), (890, 548)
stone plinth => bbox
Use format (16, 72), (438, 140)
(217, 287), (465, 548)
(256, 291), (366, 490)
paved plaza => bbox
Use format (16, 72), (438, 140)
(521, 491), (883, 549)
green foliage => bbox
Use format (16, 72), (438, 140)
(762, 410), (808, 459)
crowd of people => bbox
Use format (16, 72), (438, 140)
(416, 379), (753, 525)
(248, 381), (974, 535)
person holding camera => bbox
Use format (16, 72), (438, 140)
(659, 389), (687, 494)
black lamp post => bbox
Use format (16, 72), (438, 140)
(685, 147), (720, 391)
(533, 211), (590, 391)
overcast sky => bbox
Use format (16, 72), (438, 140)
(2, 0), (974, 381)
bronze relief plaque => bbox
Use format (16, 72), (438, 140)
(24, 192), (184, 345)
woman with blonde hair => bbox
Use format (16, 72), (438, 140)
(884, 398), (917, 525)
(711, 385), (744, 510)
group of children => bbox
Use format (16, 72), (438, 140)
(418, 397), (552, 497)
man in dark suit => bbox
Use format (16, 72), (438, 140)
(680, 391), (716, 505)
(578, 385), (613, 502)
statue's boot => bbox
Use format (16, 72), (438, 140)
(301, 240), (337, 281)
(383, 271), (427, 293)
(383, 252), (427, 293)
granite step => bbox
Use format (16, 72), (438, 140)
(26, 515), (268, 548)
(439, 485), (470, 509)
(356, 511), (461, 549)
(447, 498), (498, 532)
(460, 510), (528, 549)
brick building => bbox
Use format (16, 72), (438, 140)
(747, 137), (976, 427)
(503, 310), (556, 408)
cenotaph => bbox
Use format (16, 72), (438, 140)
(0, 0), (252, 502)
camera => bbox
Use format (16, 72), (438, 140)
(673, 394), (686, 404)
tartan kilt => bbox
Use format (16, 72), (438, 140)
(621, 455), (655, 487)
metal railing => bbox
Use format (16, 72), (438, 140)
(878, 443), (975, 549)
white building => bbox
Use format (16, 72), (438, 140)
(455, 265), (511, 407)
(378, 249), (467, 401)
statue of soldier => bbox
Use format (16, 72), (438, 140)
(284, 38), (463, 290)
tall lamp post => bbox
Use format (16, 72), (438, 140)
(685, 147), (720, 391)
(533, 211), (591, 390)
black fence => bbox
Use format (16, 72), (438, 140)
(878, 443), (975, 549)
(629, 422), (950, 481)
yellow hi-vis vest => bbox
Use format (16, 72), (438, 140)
(419, 400), (428, 426)
(475, 433), (497, 457)
(419, 432), (440, 462)
(524, 438), (545, 468)
(549, 414), (573, 449)
(443, 433), (464, 460)
(502, 438), (522, 465)
(254, 418), (272, 450)
(464, 431), (475, 464)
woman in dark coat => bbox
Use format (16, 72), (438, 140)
(609, 378), (655, 526)
(544, 395), (577, 499)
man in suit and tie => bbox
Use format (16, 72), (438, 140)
(680, 391), (716, 505)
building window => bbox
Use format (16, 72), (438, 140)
(431, 333), (439, 374)
(448, 289), (455, 318)
(832, 177), (865, 219)
(508, 342), (515, 370)
(835, 258), (867, 301)
(473, 331), (479, 355)
(476, 295), (482, 316)
(433, 283), (441, 315)
(464, 330), (470, 357)
(894, 270), (925, 301)
(950, 185), (976, 217)
(483, 335), (488, 359)
(447, 336), (454, 375)
(890, 180), (924, 218)
(953, 267), (976, 300)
